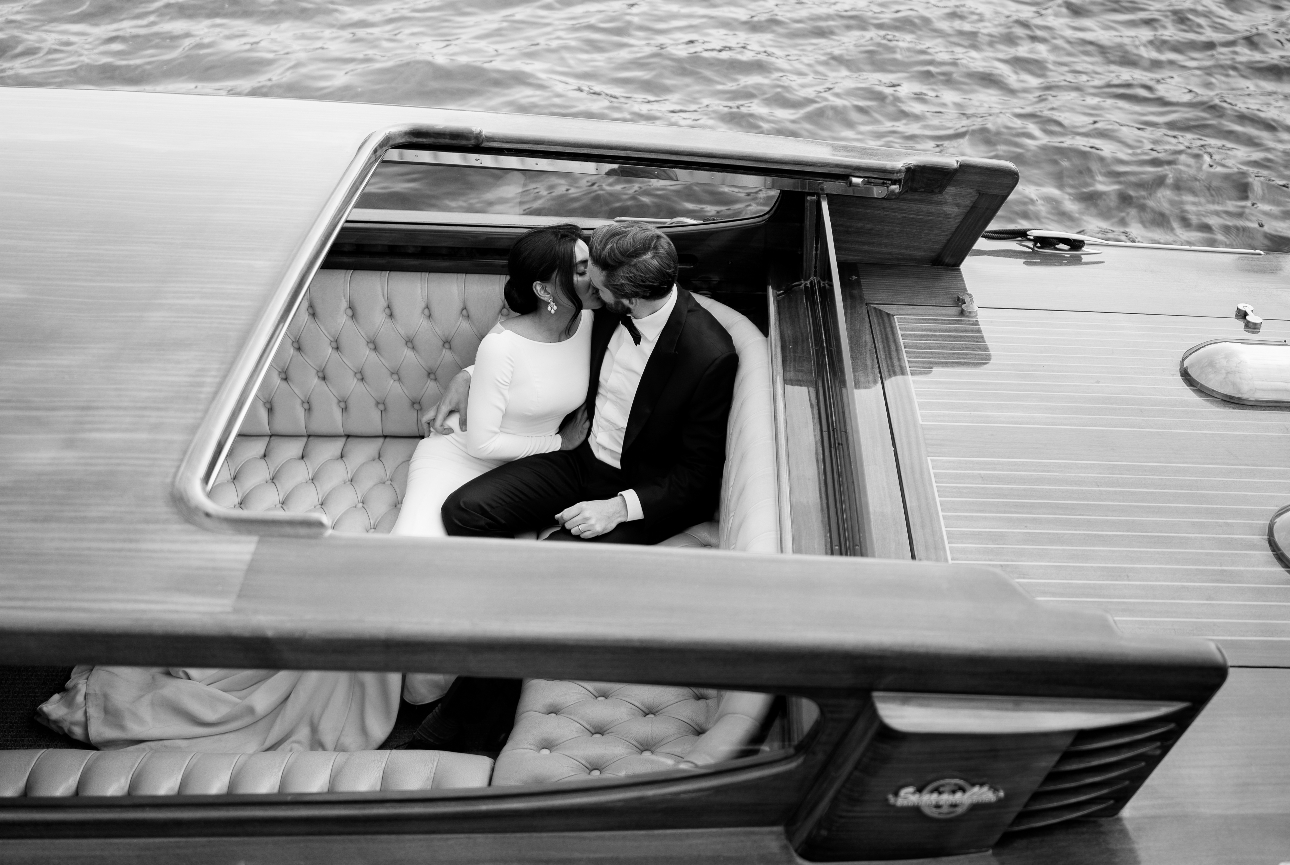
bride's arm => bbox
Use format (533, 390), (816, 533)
(463, 335), (563, 460)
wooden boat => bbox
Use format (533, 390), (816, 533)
(0, 86), (1283, 863)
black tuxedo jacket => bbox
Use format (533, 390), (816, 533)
(587, 288), (738, 537)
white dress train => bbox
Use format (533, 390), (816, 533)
(38, 313), (591, 752)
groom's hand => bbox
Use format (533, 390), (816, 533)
(557, 496), (628, 539)
(427, 369), (473, 435)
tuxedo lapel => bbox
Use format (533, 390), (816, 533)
(585, 310), (619, 421)
(621, 289), (691, 456)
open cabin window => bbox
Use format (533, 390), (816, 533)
(353, 150), (782, 226)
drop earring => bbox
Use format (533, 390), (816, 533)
(547, 299), (558, 315)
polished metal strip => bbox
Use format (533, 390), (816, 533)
(872, 691), (1188, 735)
(767, 284), (795, 554)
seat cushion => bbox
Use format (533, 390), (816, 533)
(491, 681), (773, 787)
(211, 435), (418, 533)
(0, 749), (492, 796)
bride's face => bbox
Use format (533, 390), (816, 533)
(572, 239), (601, 308)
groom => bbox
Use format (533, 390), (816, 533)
(439, 220), (738, 545)
(406, 222), (738, 753)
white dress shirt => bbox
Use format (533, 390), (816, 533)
(590, 286), (678, 522)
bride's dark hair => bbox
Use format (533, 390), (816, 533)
(503, 224), (584, 328)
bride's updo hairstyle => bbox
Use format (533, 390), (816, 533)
(503, 223), (584, 322)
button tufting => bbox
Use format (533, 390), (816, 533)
(377, 403), (385, 411)
(423, 307), (431, 317)
(317, 370), (325, 379)
(279, 371), (288, 380)
(591, 733), (602, 738)
(384, 307), (392, 316)
(338, 401), (346, 409)
(548, 713), (558, 718)
(367, 341), (375, 350)
(641, 750), (652, 756)
(355, 372), (364, 381)
(307, 306), (314, 315)
(443, 341), (451, 349)
(412, 402), (420, 410)
(461, 309), (469, 318)
(330, 340), (338, 349)
(301, 402), (310, 410)
(406, 340), (413, 348)
(539, 748), (550, 755)
(596, 696), (606, 701)
(589, 770), (601, 776)
(390, 373), (399, 381)
(292, 341), (300, 349)
(501, 306), (509, 315)
(428, 373), (436, 381)
(644, 714), (654, 719)
(345, 307), (353, 317)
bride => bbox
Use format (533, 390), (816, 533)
(37, 224), (598, 752)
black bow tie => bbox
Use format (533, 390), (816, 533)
(616, 314), (642, 346)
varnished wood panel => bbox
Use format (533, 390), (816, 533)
(870, 310), (951, 562)
(894, 307), (1290, 666)
(829, 161), (1018, 267)
(803, 727), (1072, 861)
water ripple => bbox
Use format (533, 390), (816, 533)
(1, 0), (1286, 250)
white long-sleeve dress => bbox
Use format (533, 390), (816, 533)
(37, 313), (592, 752)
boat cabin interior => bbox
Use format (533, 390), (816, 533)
(1, 89), (1285, 863)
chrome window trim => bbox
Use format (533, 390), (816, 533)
(1180, 337), (1290, 408)
(172, 124), (485, 536)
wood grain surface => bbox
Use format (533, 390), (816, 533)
(887, 301), (1290, 667)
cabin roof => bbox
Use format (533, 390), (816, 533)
(0, 88), (1222, 695)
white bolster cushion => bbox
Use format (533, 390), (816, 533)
(0, 750), (493, 796)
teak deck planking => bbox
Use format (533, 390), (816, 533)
(856, 244), (1290, 668)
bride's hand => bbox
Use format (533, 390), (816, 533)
(559, 404), (590, 451)
(426, 370), (473, 436)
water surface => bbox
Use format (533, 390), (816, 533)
(2, 0), (1286, 250)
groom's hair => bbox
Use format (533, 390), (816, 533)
(589, 222), (678, 301)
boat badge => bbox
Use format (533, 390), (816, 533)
(887, 779), (1005, 819)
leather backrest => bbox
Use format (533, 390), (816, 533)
(0, 749), (492, 797)
(243, 270), (509, 437)
(692, 295), (780, 554)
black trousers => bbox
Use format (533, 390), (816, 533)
(441, 441), (661, 545)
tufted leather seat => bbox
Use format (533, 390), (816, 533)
(491, 683), (773, 786)
(0, 749), (492, 797)
(214, 270), (779, 554)
(212, 269), (510, 530)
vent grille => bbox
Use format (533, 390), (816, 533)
(1006, 717), (1184, 834)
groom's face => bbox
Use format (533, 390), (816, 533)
(589, 262), (632, 315)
